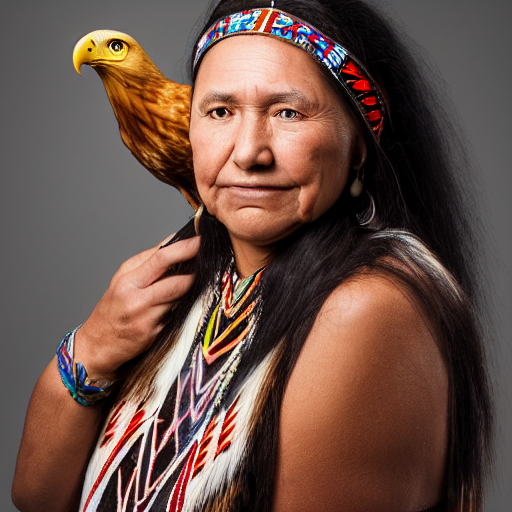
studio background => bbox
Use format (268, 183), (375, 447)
(1, 1), (510, 510)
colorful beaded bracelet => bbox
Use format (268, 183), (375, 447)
(56, 326), (116, 406)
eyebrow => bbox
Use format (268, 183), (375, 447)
(197, 89), (315, 112)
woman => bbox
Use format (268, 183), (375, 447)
(12, 1), (492, 511)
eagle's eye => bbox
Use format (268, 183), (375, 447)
(109, 40), (125, 53)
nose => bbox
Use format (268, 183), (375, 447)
(231, 114), (274, 171)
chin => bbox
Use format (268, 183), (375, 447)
(217, 211), (304, 248)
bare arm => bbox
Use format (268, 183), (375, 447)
(13, 359), (103, 512)
(273, 272), (448, 512)
(12, 236), (200, 512)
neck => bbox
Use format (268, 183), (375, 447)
(230, 238), (273, 278)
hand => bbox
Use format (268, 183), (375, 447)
(73, 235), (200, 377)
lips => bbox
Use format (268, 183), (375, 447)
(219, 182), (294, 189)
(215, 184), (294, 205)
(228, 185), (291, 195)
(232, 185), (292, 190)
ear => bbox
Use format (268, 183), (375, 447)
(351, 133), (367, 171)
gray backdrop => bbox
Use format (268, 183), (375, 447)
(1, 1), (510, 510)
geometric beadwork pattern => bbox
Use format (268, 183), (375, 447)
(194, 8), (386, 139)
(202, 267), (265, 365)
(81, 264), (266, 512)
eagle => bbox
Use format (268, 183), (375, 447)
(73, 30), (200, 210)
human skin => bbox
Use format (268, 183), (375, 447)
(190, 35), (366, 277)
(12, 236), (200, 512)
(274, 272), (448, 511)
(192, 36), (448, 511)
(13, 34), (448, 512)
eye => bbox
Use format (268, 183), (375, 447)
(109, 40), (125, 53)
(209, 107), (230, 119)
(278, 109), (299, 120)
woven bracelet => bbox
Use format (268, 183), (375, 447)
(56, 326), (115, 406)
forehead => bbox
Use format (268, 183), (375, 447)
(193, 35), (342, 100)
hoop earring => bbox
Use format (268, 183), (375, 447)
(356, 192), (376, 226)
(194, 204), (204, 235)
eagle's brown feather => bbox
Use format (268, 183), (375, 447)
(73, 30), (200, 209)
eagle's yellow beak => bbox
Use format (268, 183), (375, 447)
(73, 35), (96, 75)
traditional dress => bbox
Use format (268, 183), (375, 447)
(80, 264), (276, 512)
(80, 231), (458, 511)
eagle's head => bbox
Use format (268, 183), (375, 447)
(73, 29), (163, 81)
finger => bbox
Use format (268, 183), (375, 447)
(116, 232), (183, 277)
(149, 273), (196, 306)
(121, 232), (178, 276)
(142, 278), (195, 329)
(134, 236), (200, 288)
(117, 246), (160, 276)
(158, 232), (177, 248)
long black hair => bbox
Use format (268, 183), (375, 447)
(121, 1), (492, 510)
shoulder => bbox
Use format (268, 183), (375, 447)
(274, 271), (448, 512)
(313, 270), (441, 363)
(296, 270), (445, 393)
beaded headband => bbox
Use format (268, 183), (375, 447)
(193, 8), (386, 140)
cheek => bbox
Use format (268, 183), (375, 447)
(194, 167), (220, 217)
(189, 121), (220, 201)
(296, 176), (345, 222)
(193, 156), (214, 190)
(285, 136), (354, 220)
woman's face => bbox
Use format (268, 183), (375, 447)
(190, 35), (364, 248)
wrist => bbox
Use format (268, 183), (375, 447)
(56, 326), (117, 406)
(73, 324), (121, 378)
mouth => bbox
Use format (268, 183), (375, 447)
(225, 185), (294, 200)
(226, 184), (293, 191)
